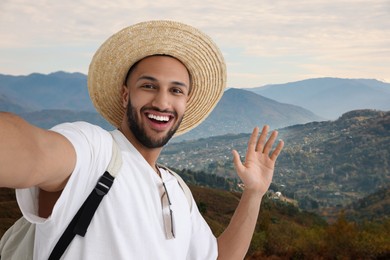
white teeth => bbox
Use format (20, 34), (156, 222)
(148, 114), (169, 122)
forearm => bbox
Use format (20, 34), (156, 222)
(217, 190), (263, 260)
(218, 126), (283, 259)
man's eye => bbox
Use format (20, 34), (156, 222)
(172, 88), (184, 94)
(142, 84), (155, 89)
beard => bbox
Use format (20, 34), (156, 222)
(126, 99), (182, 148)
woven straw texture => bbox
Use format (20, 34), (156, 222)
(88, 20), (226, 136)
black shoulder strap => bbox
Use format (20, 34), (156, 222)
(48, 135), (122, 260)
(48, 172), (114, 260)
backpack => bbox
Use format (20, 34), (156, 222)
(0, 136), (192, 260)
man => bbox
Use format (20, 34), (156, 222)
(0, 20), (284, 259)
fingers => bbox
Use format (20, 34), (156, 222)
(270, 140), (284, 161)
(263, 129), (278, 155)
(256, 125), (269, 152)
(247, 127), (260, 152)
(250, 125), (284, 160)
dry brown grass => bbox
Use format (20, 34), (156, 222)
(0, 188), (22, 236)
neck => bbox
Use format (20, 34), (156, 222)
(118, 124), (162, 170)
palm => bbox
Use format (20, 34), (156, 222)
(233, 126), (284, 196)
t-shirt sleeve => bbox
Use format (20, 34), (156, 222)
(16, 121), (112, 225)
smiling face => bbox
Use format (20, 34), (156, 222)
(122, 55), (190, 148)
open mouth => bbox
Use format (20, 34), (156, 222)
(146, 113), (172, 124)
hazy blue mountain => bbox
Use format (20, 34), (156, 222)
(1, 72), (323, 138)
(246, 78), (390, 119)
(3, 72), (388, 140)
(0, 93), (29, 113)
(0, 71), (94, 112)
(19, 109), (114, 130)
(176, 88), (323, 141)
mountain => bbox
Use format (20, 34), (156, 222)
(19, 109), (114, 130)
(160, 109), (390, 217)
(0, 72), (322, 137)
(176, 88), (322, 141)
(0, 93), (28, 113)
(2, 73), (389, 122)
(2, 72), (389, 141)
(247, 78), (390, 119)
(0, 71), (94, 112)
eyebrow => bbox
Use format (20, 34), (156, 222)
(137, 75), (189, 89)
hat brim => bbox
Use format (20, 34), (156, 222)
(88, 20), (226, 136)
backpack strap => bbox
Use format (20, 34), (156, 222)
(49, 134), (122, 260)
(157, 164), (193, 212)
(105, 134), (122, 177)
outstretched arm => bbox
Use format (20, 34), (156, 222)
(217, 125), (284, 260)
(0, 112), (75, 191)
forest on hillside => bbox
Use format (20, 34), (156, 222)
(190, 185), (390, 259)
(1, 184), (389, 258)
(1, 110), (389, 258)
(160, 109), (390, 220)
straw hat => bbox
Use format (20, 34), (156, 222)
(88, 20), (226, 136)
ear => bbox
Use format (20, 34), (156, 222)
(121, 85), (129, 108)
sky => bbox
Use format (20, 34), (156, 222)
(0, 0), (389, 88)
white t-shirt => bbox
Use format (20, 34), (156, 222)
(16, 122), (217, 259)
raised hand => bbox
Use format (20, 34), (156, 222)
(232, 125), (284, 196)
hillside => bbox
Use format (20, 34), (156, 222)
(276, 109), (389, 214)
(248, 77), (390, 119)
(0, 188), (22, 237)
(176, 88), (322, 141)
(1, 185), (389, 259)
(160, 109), (390, 218)
(344, 185), (390, 223)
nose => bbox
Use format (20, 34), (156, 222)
(151, 89), (171, 110)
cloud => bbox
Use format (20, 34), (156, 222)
(0, 0), (389, 85)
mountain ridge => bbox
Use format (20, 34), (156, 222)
(1, 72), (325, 140)
(247, 77), (390, 119)
(0, 71), (94, 112)
(160, 109), (390, 219)
(176, 88), (322, 141)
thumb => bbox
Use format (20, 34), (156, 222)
(232, 150), (244, 175)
